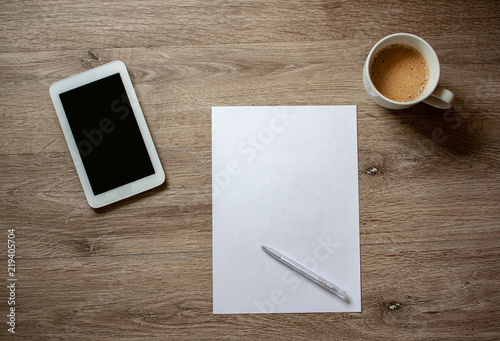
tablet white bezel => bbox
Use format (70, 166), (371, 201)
(50, 60), (165, 208)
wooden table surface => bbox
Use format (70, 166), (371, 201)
(1, 0), (499, 340)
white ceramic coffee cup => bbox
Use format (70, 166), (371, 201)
(363, 33), (455, 109)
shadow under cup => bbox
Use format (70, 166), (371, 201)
(363, 33), (441, 110)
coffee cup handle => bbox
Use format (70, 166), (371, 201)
(423, 86), (455, 109)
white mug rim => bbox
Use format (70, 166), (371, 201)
(365, 33), (440, 106)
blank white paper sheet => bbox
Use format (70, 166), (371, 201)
(212, 106), (361, 314)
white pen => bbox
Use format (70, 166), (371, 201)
(261, 245), (347, 300)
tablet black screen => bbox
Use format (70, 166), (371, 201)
(59, 73), (155, 195)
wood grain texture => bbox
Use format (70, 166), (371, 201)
(1, 0), (499, 339)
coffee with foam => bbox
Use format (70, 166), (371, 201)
(370, 43), (429, 103)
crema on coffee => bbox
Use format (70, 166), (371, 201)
(370, 43), (429, 102)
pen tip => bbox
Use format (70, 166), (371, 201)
(261, 245), (270, 252)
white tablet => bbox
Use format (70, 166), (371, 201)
(50, 61), (165, 208)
